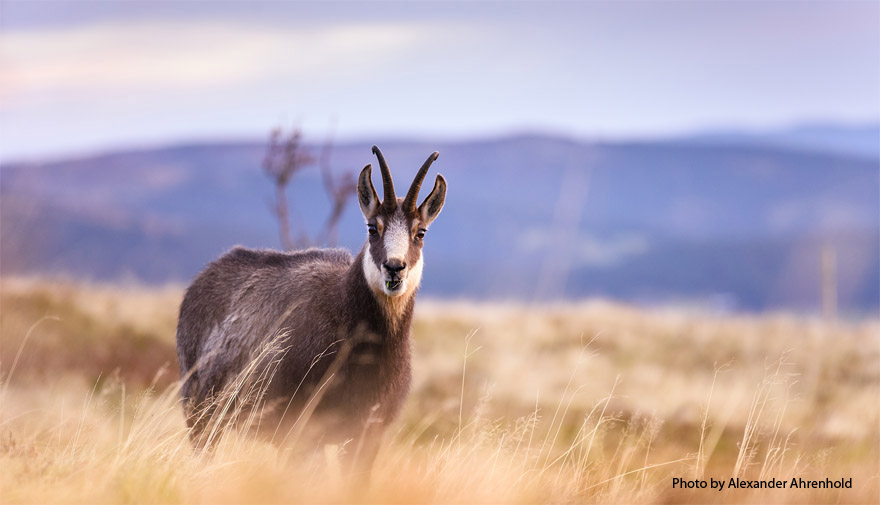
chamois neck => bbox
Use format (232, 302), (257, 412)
(347, 248), (417, 339)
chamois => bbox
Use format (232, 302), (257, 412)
(176, 146), (446, 479)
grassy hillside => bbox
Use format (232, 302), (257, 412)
(1, 279), (877, 503)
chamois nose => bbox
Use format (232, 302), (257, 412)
(383, 259), (406, 273)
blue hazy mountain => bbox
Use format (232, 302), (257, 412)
(2, 131), (877, 313)
(682, 121), (879, 159)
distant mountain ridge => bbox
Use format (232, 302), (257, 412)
(2, 130), (877, 313)
(681, 121), (879, 159)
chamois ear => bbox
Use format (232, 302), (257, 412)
(418, 174), (446, 226)
(358, 164), (380, 218)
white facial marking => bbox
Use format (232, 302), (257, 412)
(363, 251), (386, 296)
(407, 254), (424, 291)
(383, 219), (410, 264)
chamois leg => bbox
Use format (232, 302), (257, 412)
(342, 420), (385, 489)
(184, 396), (225, 452)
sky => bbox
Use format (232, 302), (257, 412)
(1, 0), (878, 160)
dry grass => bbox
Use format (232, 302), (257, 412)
(1, 278), (878, 504)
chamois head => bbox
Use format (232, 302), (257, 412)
(358, 146), (446, 298)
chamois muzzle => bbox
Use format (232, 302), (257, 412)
(383, 259), (406, 292)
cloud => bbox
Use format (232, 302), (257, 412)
(0, 19), (436, 106)
(1, 3), (876, 160)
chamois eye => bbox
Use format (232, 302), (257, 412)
(416, 229), (426, 239)
(368, 224), (378, 236)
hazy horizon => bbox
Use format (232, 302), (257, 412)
(4, 118), (879, 166)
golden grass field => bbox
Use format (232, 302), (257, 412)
(1, 278), (878, 504)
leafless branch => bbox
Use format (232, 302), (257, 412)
(262, 123), (356, 250)
(317, 125), (357, 246)
(262, 127), (315, 250)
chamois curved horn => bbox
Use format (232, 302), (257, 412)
(371, 145), (396, 209)
(404, 151), (439, 214)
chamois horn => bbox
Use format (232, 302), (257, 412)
(404, 151), (439, 214)
(371, 146), (396, 209)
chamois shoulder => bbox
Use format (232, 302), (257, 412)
(215, 245), (352, 271)
(179, 245), (352, 322)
